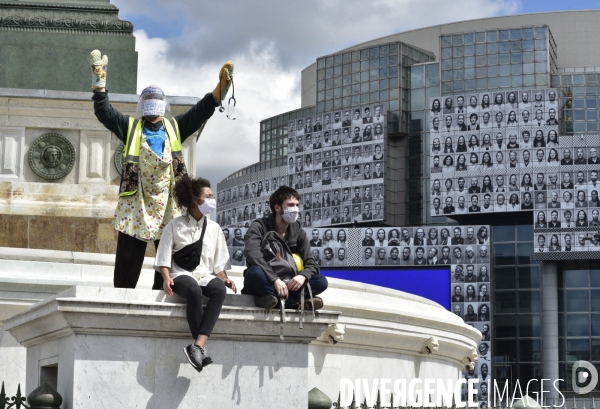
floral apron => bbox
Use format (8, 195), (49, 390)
(113, 136), (180, 241)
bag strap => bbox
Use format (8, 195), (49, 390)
(279, 299), (285, 340)
(279, 280), (316, 340)
(299, 281), (315, 330)
(196, 217), (208, 250)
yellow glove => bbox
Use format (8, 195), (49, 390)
(292, 253), (304, 272)
(90, 49), (108, 90)
(212, 60), (234, 102)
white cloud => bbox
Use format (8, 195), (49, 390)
(135, 30), (300, 186)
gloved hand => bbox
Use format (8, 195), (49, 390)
(212, 60), (234, 103)
(90, 49), (108, 90)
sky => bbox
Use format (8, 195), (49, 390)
(111, 0), (598, 188)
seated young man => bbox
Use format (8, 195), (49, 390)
(242, 186), (328, 310)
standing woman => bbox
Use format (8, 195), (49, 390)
(155, 176), (236, 372)
(91, 49), (233, 290)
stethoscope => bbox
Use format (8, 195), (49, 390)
(218, 71), (236, 120)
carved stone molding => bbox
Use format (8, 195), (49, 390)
(318, 323), (345, 344)
(0, 127), (25, 181)
(0, 6), (133, 34)
(461, 347), (478, 371)
(79, 130), (111, 183)
(28, 133), (75, 180)
(419, 336), (440, 355)
(114, 142), (124, 176)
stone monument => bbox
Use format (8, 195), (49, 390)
(0, 0), (137, 93)
(0, 0), (199, 255)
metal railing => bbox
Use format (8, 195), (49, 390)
(0, 383), (28, 409)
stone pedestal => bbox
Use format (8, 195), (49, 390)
(4, 286), (339, 409)
(1, 247), (482, 407)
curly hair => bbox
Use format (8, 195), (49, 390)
(174, 175), (211, 213)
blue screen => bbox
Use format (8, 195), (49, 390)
(321, 268), (451, 309)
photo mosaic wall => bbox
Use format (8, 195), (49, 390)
(428, 89), (600, 260)
(286, 104), (386, 224)
(220, 224), (492, 404)
(216, 105), (387, 228)
(429, 89), (560, 215)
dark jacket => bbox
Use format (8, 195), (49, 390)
(243, 214), (319, 283)
(92, 91), (218, 143)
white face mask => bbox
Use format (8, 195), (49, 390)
(281, 206), (299, 224)
(141, 99), (166, 117)
(198, 198), (216, 215)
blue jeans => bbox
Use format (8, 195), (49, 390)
(241, 265), (328, 307)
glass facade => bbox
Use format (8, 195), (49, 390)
(492, 224), (542, 393)
(316, 42), (433, 135)
(259, 107), (315, 168)
(440, 27), (555, 95)
(552, 72), (600, 135)
(407, 62), (440, 223)
(557, 262), (600, 397)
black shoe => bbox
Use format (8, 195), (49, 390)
(183, 344), (210, 372)
(254, 294), (278, 310)
(201, 346), (213, 368)
(288, 297), (324, 311)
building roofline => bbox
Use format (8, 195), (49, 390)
(301, 9), (598, 74)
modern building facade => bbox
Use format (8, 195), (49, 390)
(217, 10), (600, 400)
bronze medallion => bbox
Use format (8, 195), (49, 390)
(28, 133), (75, 180)
(114, 142), (125, 175)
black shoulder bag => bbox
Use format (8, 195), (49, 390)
(172, 218), (207, 271)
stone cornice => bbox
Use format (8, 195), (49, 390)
(3, 286), (340, 347)
(0, 2), (133, 34)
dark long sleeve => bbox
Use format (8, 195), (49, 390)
(243, 219), (279, 283)
(92, 91), (220, 144)
(243, 216), (320, 283)
(92, 91), (129, 142)
(174, 93), (220, 143)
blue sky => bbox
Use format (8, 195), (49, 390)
(520, 1), (600, 13)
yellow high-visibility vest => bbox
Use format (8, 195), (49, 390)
(118, 117), (186, 197)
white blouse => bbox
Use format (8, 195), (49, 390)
(155, 215), (231, 286)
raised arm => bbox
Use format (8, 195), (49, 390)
(89, 50), (129, 141)
(176, 61), (234, 142)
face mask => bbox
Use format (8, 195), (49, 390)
(198, 198), (216, 215)
(141, 99), (166, 117)
(281, 206), (299, 224)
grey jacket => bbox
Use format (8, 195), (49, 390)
(243, 214), (320, 283)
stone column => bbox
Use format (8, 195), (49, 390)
(541, 260), (560, 399)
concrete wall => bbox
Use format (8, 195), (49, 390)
(0, 88), (199, 255)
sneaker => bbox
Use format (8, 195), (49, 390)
(199, 345), (213, 368)
(289, 297), (324, 311)
(183, 344), (212, 372)
(254, 294), (278, 310)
